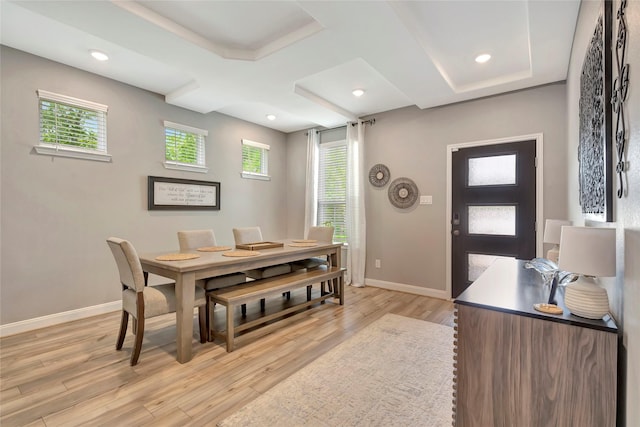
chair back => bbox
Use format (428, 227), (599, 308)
(178, 229), (216, 251)
(308, 226), (334, 242)
(107, 237), (146, 292)
(233, 227), (263, 245)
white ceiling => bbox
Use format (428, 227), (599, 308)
(0, 0), (580, 133)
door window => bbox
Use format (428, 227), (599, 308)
(468, 154), (516, 186)
(468, 205), (516, 236)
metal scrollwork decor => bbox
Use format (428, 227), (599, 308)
(611, 0), (630, 198)
(578, 0), (613, 222)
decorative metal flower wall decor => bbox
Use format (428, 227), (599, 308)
(611, 0), (630, 198)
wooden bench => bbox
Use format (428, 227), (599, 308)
(209, 265), (345, 351)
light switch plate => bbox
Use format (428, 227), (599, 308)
(420, 195), (433, 205)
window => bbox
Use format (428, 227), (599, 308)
(164, 121), (208, 173)
(241, 139), (270, 180)
(35, 90), (111, 162)
(317, 139), (347, 243)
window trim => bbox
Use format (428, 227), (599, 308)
(35, 90), (111, 162)
(163, 120), (209, 173)
(241, 139), (270, 180)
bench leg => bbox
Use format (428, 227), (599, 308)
(260, 298), (266, 312)
(226, 304), (235, 352)
(241, 303), (246, 317)
(339, 275), (344, 305)
(306, 285), (312, 301)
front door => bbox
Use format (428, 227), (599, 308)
(451, 140), (537, 298)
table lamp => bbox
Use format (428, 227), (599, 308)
(558, 226), (616, 319)
(543, 219), (573, 264)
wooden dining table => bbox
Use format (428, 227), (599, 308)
(139, 240), (343, 363)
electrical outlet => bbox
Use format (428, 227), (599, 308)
(375, 259), (381, 268)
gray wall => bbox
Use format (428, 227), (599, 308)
(567, 1), (639, 423)
(0, 46), (288, 324)
(288, 83), (568, 294)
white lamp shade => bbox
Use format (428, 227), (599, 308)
(543, 219), (572, 244)
(558, 226), (616, 277)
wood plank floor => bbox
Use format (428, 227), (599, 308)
(0, 285), (454, 426)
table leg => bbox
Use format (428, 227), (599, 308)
(175, 271), (196, 363)
(226, 304), (235, 352)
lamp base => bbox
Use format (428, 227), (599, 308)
(564, 277), (609, 320)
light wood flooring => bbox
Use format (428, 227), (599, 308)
(0, 285), (454, 426)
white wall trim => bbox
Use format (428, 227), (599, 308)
(0, 301), (121, 338)
(445, 133), (545, 300)
(365, 278), (450, 300)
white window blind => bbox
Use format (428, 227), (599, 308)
(317, 139), (347, 243)
(36, 89), (111, 162)
(164, 121), (208, 173)
(241, 139), (270, 180)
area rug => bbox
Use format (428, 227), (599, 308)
(218, 313), (454, 427)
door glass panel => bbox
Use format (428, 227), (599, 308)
(468, 254), (515, 282)
(468, 154), (516, 186)
(468, 205), (516, 235)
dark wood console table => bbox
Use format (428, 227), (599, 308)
(453, 258), (618, 426)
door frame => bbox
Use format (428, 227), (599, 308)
(445, 133), (545, 299)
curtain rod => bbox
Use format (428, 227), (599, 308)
(305, 118), (376, 135)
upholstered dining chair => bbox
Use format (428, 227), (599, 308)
(177, 229), (247, 326)
(106, 237), (207, 366)
(233, 226), (292, 305)
(290, 226), (335, 271)
(290, 226), (336, 299)
(232, 227), (292, 280)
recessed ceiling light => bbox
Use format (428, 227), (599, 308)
(352, 89), (365, 97)
(90, 50), (109, 61)
(475, 54), (491, 64)
(266, 114), (276, 121)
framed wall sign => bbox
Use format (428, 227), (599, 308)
(148, 176), (220, 210)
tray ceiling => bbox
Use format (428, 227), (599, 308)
(0, 1), (580, 133)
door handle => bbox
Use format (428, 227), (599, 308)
(452, 230), (460, 236)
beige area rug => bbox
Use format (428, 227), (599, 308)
(218, 313), (454, 427)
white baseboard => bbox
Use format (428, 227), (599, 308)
(365, 278), (450, 300)
(0, 301), (121, 338)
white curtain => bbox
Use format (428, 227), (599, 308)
(346, 121), (366, 287)
(303, 128), (319, 238)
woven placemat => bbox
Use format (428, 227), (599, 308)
(289, 242), (319, 247)
(155, 253), (201, 261)
(292, 239), (317, 243)
(222, 250), (261, 257)
(196, 246), (232, 252)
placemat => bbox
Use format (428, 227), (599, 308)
(289, 242), (318, 247)
(196, 246), (232, 252)
(155, 253), (201, 261)
(292, 239), (317, 243)
(222, 250), (262, 257)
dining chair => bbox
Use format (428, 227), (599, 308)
(106, 237), (207, 366)
(290, 226), (336, 299)
(233, 226), (292, 305)
(177, 229), (247, 326)
(290, 226), (335, 271)
(232, 227), (292, 280)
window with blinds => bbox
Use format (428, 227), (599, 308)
(318, 139), (347, 243)
(35, 90), (111, 162)
(241, 139), (270, 180)
(164, 121), (208, 173)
